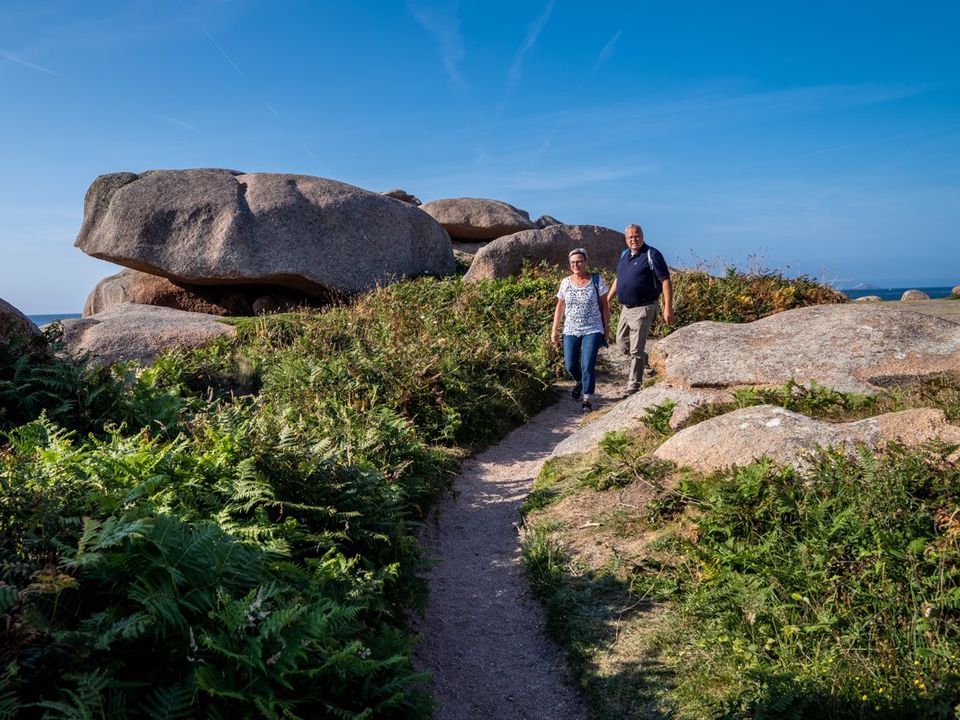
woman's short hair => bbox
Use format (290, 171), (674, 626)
(568, 247), (588, 259)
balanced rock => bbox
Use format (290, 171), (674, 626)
(551, 384), (732, 458)
(382, 188), (421, 206)
(60, 303), (235, 366)
(650, 304), (960, 394)
(901, 289), (930, 301)
(420, 198), (536, 241)
(0, 297), (40, 348)
(83, 269), (312, 317)
(464, 224), (624, 281)
(854, 295), (883, 302)
(75, 170), (455, 297)
(653, 405), (960, 472)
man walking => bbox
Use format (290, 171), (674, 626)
(607, 224), (674, 397)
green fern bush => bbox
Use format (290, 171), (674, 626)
(0, 328), (185, 441)
(1, 270), (562, 717)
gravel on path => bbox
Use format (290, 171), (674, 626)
(413, 372), (621, 720)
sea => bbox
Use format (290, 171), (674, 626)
(28, 313), (81, 326)
(842, 287), (956, 301)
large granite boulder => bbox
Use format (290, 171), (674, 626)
(901, 289), (930, 301)
(75, 170), (455, 297)
(650, 304), (960, 394)
(854, 295), (882, 302)
(60, 303), (235, 366)
(551, 384), (732, 458)
(420, 198), (536, 241)
(83, 269), (311, 317)
(653, 405), (960, 472)
(953, 285), (960, 298)
(464, 225), (624, 281)
(0, 298), (40, 348)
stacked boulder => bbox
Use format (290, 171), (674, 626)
(69, 169), (461, 364)
(76, 169), (457, 315)
(419, 197), (537, 242)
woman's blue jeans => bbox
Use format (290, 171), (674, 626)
(562, 332), (603, 395)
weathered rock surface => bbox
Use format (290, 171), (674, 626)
(464, 224), (624, 281)
(60, 303), (235, 366)
(420, 198), (536, 241)
(650, 304), (960, 394)
(535, 214), (562, 228)
(382, 188), (421, 206)
(551, 384), (732, 458)
(83, 269), (312, 317)
(75, 169), (455, 297)
(902, 289), (930, 301)
(952, 285), (960, 298)
(653, 405), (960, 472)
(854, 295), (883, 302)
(0, 297), (39, 348)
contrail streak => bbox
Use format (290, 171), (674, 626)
(201, 26), (244, 77)
(1, 51), (58, 77)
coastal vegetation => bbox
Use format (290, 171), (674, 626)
(663, 267), (846, 335)
(522, 376), (960, 719)
(1, 265), (853, 717)
(0, 272), (559, 719)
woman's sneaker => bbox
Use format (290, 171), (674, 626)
(571, 384), (582, 400)
(580, 399), (592, 412)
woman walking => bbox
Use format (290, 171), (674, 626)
(550, 248), (611, 411)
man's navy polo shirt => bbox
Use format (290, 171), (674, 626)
(615, 244), (670, 307)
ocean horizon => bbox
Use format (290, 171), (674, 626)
(28, 313), (82, 325)
(843, 286), (956, 301)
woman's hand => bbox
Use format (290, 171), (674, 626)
(551, 330), (560, 346)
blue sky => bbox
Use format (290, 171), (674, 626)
(2, 1), (959, 312)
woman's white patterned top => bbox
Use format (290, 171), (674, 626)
(557, 274), (608, 336)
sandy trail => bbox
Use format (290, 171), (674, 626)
(413, 371), (621, 720)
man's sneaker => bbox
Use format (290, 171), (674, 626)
(571, 384), (582, 401)
(581, 399), (592, 412)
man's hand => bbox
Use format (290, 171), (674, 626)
(662, 307), (675, 326)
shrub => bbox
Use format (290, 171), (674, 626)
(657, 267), (847, 336)
(658, 445), (960, 717)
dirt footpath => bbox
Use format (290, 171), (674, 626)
(413, 369), (622, 719)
